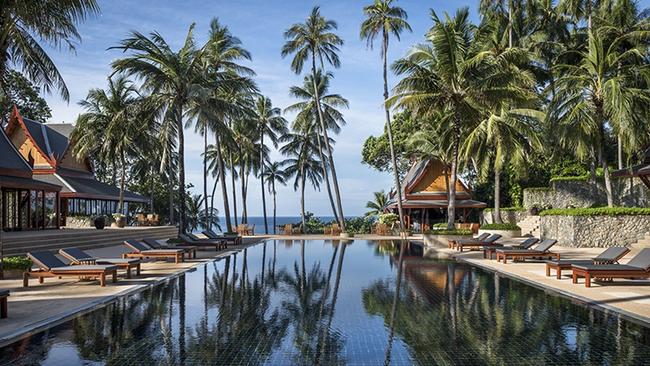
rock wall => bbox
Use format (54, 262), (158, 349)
(523, 178), (650, 210)
(540, 215), (650, 247)
(65, 216), (93, 228)
(480, 210), (528, 225)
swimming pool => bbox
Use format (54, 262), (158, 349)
(1, 239), (649, 365)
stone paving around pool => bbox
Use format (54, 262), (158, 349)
(0, 236), (265, 347)
(424, 240), (650, 326)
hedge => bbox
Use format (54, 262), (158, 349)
(424, 229), (472, 235)
(483, 207), (526, 212)
(523, 187), (553, 192)
(2, 256), (32, 271)
(549, 175), (589, 183)
(540, 207), (650, 217)
(480, 223), (521, 230)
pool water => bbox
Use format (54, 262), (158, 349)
(1, 240), (650, 365)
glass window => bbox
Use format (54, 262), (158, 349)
(44, 192), (57, 228)
(79, 199), (86, 216)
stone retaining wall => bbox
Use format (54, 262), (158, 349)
(480, 210), (528, 225)
(540, 215), (650, 247)
(524, 178), (650, 210)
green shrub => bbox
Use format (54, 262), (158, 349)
(480, 223), (521, 230)
(3, 256), (32, 271)
(431, 222), (448, 228)
(523, 187), (553, 192)
(550, 175), (590, 183)
(344, 217), (373, 234)
(378, 213), (399, 226)
(483, 207), (525, 212)
(540, 207), (650, 216)
(424, 229), (472, 235)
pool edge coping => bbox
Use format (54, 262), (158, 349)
(455, 255), (650, 328)
(0, 242), (262, 349)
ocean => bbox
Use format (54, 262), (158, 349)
(210, 216), (339, 234)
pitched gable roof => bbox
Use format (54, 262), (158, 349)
(0, 125), (32, 178)
(5, 106), (56, 167)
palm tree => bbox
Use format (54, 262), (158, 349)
(463, 107), (543, 223)
(365, 191), (389, 217)
(360, 0), (411, 233)
(552, 27), (650, 207)
(252, 96), (288, 234)
(281, 6), (347, 231)
(390, 8), (516, 229)
(285, 70), (348, 223)
(262, 162), (289, 234)
(111, 24), (204, 234)
(0, 0), (99, 100)
(281, 126), (324, 233)
(198, 18), (256, 232)
(72, 75), (144, 214)
(185, 194), (220, 235)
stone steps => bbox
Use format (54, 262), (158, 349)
(2, 226), (178, 257)
(631, 232), (650, 250)
(517, 215), (541, 238)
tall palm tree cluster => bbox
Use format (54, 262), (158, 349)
(382, 0), (650, 228)
(69, 7), (355, 235)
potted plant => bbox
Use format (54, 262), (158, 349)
(93, 216), (106, 230)
(112, 213), (126, 228)
(2, 256), (32, 279)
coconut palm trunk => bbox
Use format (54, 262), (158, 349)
(168, 176), (175, 225)
(447, 114), (461, 229)
(215, 133), (232, 232)
(176, 106), (186, 234)
(300, 166), (307, 233)
(118, 151), (126, 214)
(272, 180), (278, 234)
(149, 169), (154, 213)
(203, 127), (210, 229)
(315, 128), (340, 223)
(310, 56), (346, 231)
(260, 133), (269, 234)
(494, 168), (503, 223)
(381, 30), (406, 233)
(210, 175), (218, 230)
(229, 153), (239, 226)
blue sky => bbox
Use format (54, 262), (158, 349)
(42, 1), (491, 216)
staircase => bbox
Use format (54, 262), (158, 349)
(1, 226), (178, 257)
(518, 215), (541, 238)
(631, 232), (650, 250)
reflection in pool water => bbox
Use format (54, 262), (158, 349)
(1, 240), (649, 365)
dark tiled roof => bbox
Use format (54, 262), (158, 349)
(33, 174), (71, 193)
(62, 174), (149, 203)
(0, 127), (31, 175)
(44, 124), (72, 160)
(22, 117), (49, 157)
(0, 175), (62, 191)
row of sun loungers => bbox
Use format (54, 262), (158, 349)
(0, 234), (241, 319)
(455, 232), (650, 288)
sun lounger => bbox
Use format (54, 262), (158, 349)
(24, 251), (118, 287)
(202, 229), (242, 245)
(179, 233), (227, 250)
(59, 247), (142, 278)
(456, 234), (502, 252)
(571, 248), (650, 287)
(123, 240), (185, 264)
(448, 233), (489, 249)
(483, 237), (539, 259)
(545, 246), (630, 279)
(0, 290), (8, 318)
(495, 239), (558, 264)
(143, 238), (197, 259)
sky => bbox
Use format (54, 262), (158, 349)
(40, 0), (488, 216)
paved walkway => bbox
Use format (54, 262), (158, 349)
(425, 240), (650, 326)
(0, 237), (264, 347)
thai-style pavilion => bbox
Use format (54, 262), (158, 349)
(0, 124), (62, 230)
(2, 107), (148, 230)
(387, 159), (486, 227)
(612, 147), (650, 189)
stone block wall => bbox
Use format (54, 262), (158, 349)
(480, 210), (528, 225)
(523, 178), (649, 210)
(540, 215), (650, 247)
